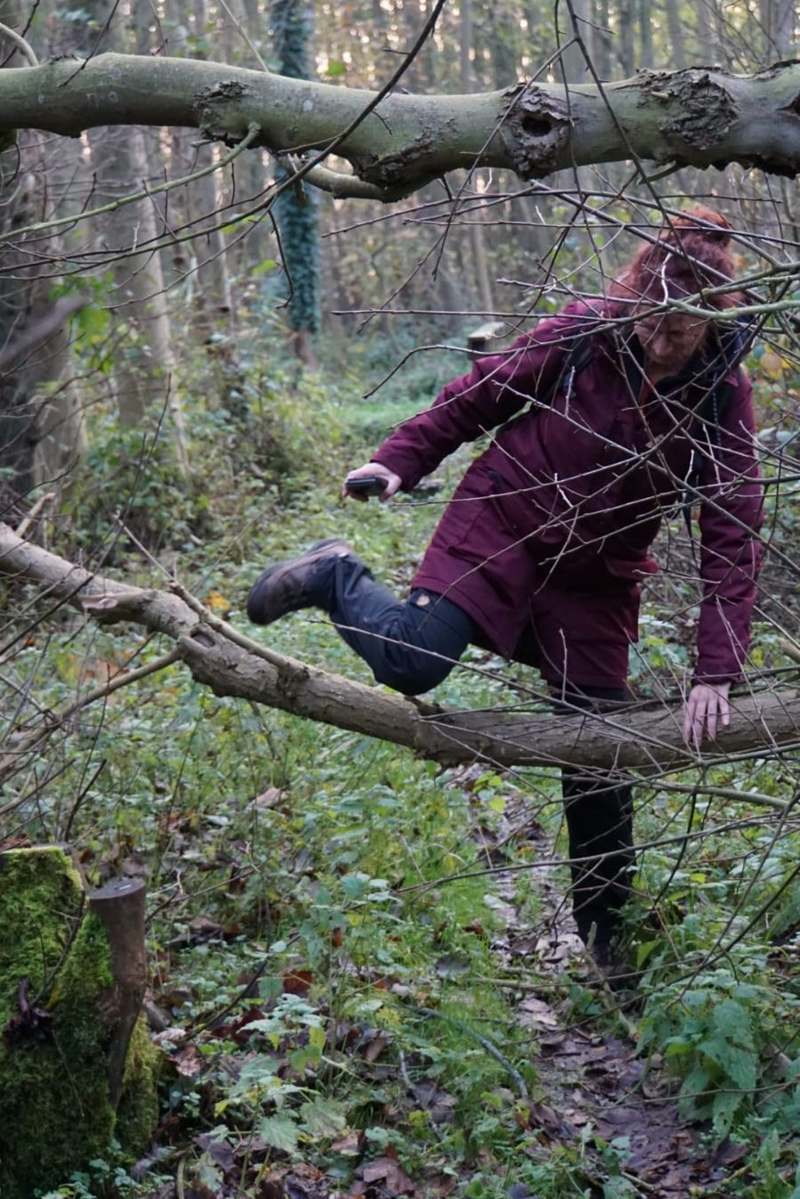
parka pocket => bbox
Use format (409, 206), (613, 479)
(431, 466), (499, 554)
(486, 466), (537, 538)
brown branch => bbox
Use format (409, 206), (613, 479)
(0, 521), (798, 774)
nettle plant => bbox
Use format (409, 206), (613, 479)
(639, 948), (800, 1138)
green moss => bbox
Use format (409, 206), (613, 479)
(115, 1015), (161, 1154)
(0, 848), (159, 1198)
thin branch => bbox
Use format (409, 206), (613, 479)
(0, 122), (262, 248)
(0, 19), (38, 66)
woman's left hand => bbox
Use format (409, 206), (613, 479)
(683, 682), (731, 749)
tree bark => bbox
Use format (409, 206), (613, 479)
(88, 878), (148, 1108)
(0, 57), (799, 193)
(0, 145), (86, 510)
(591, 0), (613, 78)
(1, 521), (799, 776)
(618, 0), (636, 75)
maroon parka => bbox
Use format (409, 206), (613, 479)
(371, 300), (764, 688)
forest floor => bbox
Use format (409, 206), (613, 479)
(18, 382), (800, 1199)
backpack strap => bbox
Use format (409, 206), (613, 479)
(536, 333), (595, 408)
(681, 377), (736, 566)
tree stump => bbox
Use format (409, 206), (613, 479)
(0, 847), (160, 1197)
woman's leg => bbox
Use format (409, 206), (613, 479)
(527, 582), (639, 952)
(554, 687), (635, 950)
(326, 556), (474, 695)
(247, 541), (474, 695)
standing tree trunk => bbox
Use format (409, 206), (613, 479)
(190, 0), (235, 335)
(618, 0), (636, 74)
(82, 0), (188, 470)
(592, 0), (614, 77)
(664, 0), (688, 68)
(460, 0), (495, 318)
(761, 0), (795, 60)
(638, 0), (654, 68)
(0, 6), (88, 512)
(270, 0), (321, 364)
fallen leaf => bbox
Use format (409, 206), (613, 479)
(257, 1186), (283, 1199)
(361, 1156), (415, 1195)
(251, 787), (285, 809)
(518, 995), (560, 1029)
(710, 1137), (749, 1168)
(411, 1082), (456, 1124)
(331, 1130), (363, 1155)
(282, 968), (313, 996)
(361, 1031), (390, 1063)
(205, 590), (231, 614)
(284, 1164), (328, 1199)
(173, 1044), (204, 1077)
(194, 1133), (235, 1174)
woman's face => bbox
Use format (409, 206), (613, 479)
(634, 310), (710, 373)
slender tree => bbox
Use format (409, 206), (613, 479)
(0, 5), (87, 510)
(271, 0), (321, 364)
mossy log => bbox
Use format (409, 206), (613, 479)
(0, 847), (160, 1198)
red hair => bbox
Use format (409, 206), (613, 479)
(612, 206), (741, 311)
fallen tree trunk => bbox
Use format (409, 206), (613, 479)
(1, 521), (798, 773)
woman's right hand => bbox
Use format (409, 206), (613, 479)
(342, 462), (402, 503)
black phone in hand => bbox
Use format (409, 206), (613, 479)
(345, 476), (387, 498)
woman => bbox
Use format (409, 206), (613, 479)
(247, 208), (764, 962)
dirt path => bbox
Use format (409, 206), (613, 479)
(475, 796), (744, 1198)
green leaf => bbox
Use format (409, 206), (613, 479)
(635, 939), (658, 968)
(195, 1156), (223, 1189)
(252, 258), (278, 277)
(308, 1024), (326, 1052)
(711, 999), (755, 1049)
(76, 304), (109, 338)
(663, 1037), (692, 1058)
(299, 1097), (348, 1139)
(326, 60), (346, 76)
(602, 1177), (637, 1198)
(700, 1036), (758, 1092)
(259, 1115), (300, 1154)
(711, 1089), (742, 1137)
(679, 1065), (711, 1118)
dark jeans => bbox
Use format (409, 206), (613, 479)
(317, 554), (634, 945)
(322, 553), (474, 695)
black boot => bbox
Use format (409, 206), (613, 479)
(246, 539), (354, 625)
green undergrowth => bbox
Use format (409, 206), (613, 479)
(10, 352), (800, 1196)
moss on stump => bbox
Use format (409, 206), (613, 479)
(0, 847), (160, 1197)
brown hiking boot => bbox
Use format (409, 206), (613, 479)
(246, 539), (354, 626)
